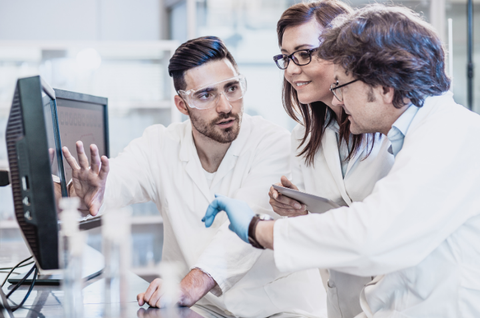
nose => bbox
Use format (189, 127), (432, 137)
(216, 93), (232, 113)
(285, 60), (302, 77)
(331, 94), (343, 107)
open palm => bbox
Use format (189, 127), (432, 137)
(62, 141), (109, 216)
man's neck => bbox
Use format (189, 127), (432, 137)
(379, 104), (410, 135)
(192, 129), (231, 173)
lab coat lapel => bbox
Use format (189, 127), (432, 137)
(179, 121), (213, 202)
(344, 140), (366, 178)
(321, 127), (353, 205)
(210, 116), (251, 188)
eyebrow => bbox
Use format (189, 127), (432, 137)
(223, 79), (240, 87)
(194, 87), (217, 96)
(280, 44), (315, 54)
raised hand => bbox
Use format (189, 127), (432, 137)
(62, 141), (109, 216)
(268, 175), (307, 217)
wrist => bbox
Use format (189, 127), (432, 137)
(255, 220), (275, 250)
(178, 268), (217, 307)
(248, 214), (274, 249)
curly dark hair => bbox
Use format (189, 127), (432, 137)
(317, 4), (451, 108)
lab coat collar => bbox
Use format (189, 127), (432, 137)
(321, 125), (354, 206)
(178, 114), (252, 197)
(179, 121), (213, 201)
(327, 119), (366, 179)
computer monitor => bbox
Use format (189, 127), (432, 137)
(54, 89), (109, 231)
(6, 76), (61, 272)
(5, 76), (108, 281)
(54, 88), (109, 186)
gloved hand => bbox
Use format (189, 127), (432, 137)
(202, 194), (255, 243)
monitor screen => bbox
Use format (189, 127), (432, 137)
(55, 94), (109, 184)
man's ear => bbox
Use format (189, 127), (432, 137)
(174, 95), (189, 116)
(381, 86), (395, 104)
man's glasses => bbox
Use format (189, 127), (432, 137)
(330, 79), (359, 102)
(178, 75), (247, 110)
(273, 48), (318, 70)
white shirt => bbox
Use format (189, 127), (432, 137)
(103, 114), (327, 318)
(275, 92), (480, 317)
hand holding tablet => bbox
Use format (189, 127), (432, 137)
(272, 184), (340, 214)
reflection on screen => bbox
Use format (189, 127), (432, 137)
(42, 92), (60, 179)
(56, 99), (106, 184)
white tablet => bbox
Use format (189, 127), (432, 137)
(272, 184), (341, 214)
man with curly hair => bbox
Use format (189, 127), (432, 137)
(204, 4), (480, 317)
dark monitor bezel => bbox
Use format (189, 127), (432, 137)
(6, 76), (60, 271)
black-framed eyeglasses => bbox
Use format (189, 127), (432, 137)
(273, 48), (317, 70)
(329, 79), (359, 102)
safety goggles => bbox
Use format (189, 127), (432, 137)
(178, 74), (247, 110)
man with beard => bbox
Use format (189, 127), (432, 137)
(62, 36), (327, 318)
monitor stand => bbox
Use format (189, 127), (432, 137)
(7, 244), (104, 286)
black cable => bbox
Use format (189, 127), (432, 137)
(8, 265), (38, 312)
(1, 256), (33, 287)
(5, 264), (36, 298)
(0, 271), (20, 275)
(0, 261), (34, 271)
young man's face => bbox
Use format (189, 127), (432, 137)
(331, 65), (394, 135)
(181, 59), (243, 144)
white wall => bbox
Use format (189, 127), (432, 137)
(0, 0), (161, 41)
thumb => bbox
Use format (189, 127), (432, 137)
(280, 176), (294, 188)
(203, 199), (223, 227)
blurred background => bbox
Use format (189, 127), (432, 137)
(0, 0), (479, 281)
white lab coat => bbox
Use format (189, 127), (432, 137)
(274, 92), (480, 317)
(290, 123), (393, 318)
(103, 114), (327, 318)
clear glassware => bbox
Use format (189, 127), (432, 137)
(59, 197), (85, 318)
(102, 207), (132, 318)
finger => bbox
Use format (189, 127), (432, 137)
(268, 186), (280, 200)
(203, 199), (223, 227)
(150, 289), (164, 308)
(89, 204), (99, 217)
(270, 198), (306, 216)
(137, 292), (145, 306)
(280, 176), (294, 189)
(89, 144), (101, 174)
(49, 148), (55, 164)
(76, 141), (90, 170)
(62, 147), (81, 170)
(98, 156), (110, 180)
(273, 193), (303, 209)
(143, 279), (161, 304)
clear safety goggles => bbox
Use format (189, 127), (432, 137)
(178, 74), (247, 110)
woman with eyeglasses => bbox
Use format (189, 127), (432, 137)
(269, 1), (394, 317)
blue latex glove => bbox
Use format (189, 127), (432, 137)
(202, 194), (255, 243)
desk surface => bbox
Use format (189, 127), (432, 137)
(2, 271), (202, 318)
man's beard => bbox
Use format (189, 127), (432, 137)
(189, 110), (242, 144)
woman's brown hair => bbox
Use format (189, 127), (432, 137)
(277, 0), (375, 166)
